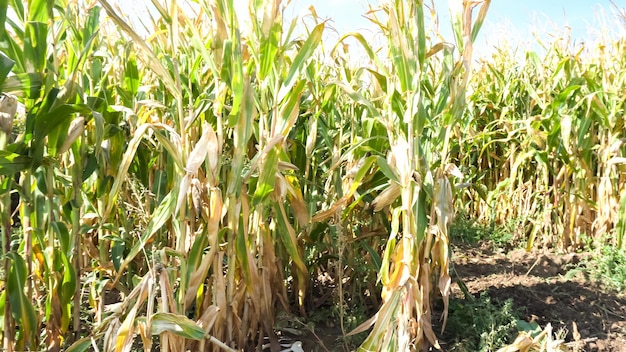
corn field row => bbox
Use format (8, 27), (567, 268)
(458, 31), (626, 251)
(0, 0), (623, 351)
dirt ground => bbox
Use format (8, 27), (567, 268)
(291, 241), (626, 351)
(451, 242), (626, 352)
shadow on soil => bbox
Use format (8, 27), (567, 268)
(452, 246), (626, 351)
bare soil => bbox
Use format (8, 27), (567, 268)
(450, 242), (626, 352)
(289, 241), (626, 351)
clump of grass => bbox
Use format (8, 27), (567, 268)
(565, 241), (626, 292)
(306, 302), (369, 349)
(443, 293), (522, 352)
(584, 245), (626, 292)
(450, 215), (524, 250)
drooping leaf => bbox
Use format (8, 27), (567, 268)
(0, 72), (44, 98)
(65, 337), (93, 352)
(149, 312), (206, 340)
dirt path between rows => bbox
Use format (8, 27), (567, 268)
(451, 243), (626, 351)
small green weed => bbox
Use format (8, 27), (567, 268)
(589, 245), (626, 292)
(450, 215), (523, 250)
(566, 244), (626, 292)
(443, 293), (522, 352)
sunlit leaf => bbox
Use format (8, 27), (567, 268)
(150, 312), (205, 339)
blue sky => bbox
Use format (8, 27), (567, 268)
(478, 1), (626, 52)
(118, 0), (626, 58)
(283, 0), (626, 57)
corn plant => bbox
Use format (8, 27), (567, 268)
(0, 0), (107, 350)
(1, 0), (493, 349)
(310, 0), (491, 350)
(456, 27), (626, 251)
(63, 0), (325, 350)
(5, 0), (625, 351)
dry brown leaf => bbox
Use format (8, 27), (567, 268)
(311, 196), (349, 222)
(372, 183), (401, 212)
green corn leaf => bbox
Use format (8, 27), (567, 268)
(277, 79), (305, 136)
(188, 227), (209, 272)
(0, 149), (30, 175)
(65, 337), (93, 352)
(258, 21), (280, 80)
(366, 68), (388, 93)
(0, 72), (44, 98)
(346, 156), (377, 196)
(1, 32), (25, 75)
(24, 21), (47, 73)
(449, 1), (464, 52)
(379, 209), (400, 285)
(6, 252), (37, 348)
(387, 5), (413, 92)
(27, 0), (48, 23)
(279, 22), (324, 100)
(219, 40), (233, 107)
(589, 94), (610, 126)
(470, 0), (491, 43)
(33, 103), (90, 143)
(31, 103), (91, 168)
(152, 126), (184, 171)
(51, 221), (71, 255)
(180, 13), (219, 78)
(123, 55), (139, 96)
(471, 183), (489, 202)
(275, 201), (308, 276)
(226, 81), (257, 196)
(253, 146), (279, 204)
(60, 252), (76, 307)
(60, 252), (76, 333)
(228, 36), (245, 127)
(334, 32), (389, 77)
(150, 312), (206, 340)
(376, 156), (399, 183)
(0, 0), (8, 37)
(415, 185), (428, 242)
(0, 51), (14, 87)
(577, 112), (593, 150)
(235, 216), (250, 286)
(330, 81), (381, 119)
(364, 243), (382, 272)
(110, 237), (125, 272)
(82, 6), (101, 46)
(103, 123), (151, 219)
(9, 0), (24, 23)
(415, 1), (426, 69)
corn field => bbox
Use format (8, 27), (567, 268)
(458, 30), (626, 251)
(0, 0), (624, 351)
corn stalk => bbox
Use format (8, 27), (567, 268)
(313, 0), (491, 350)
